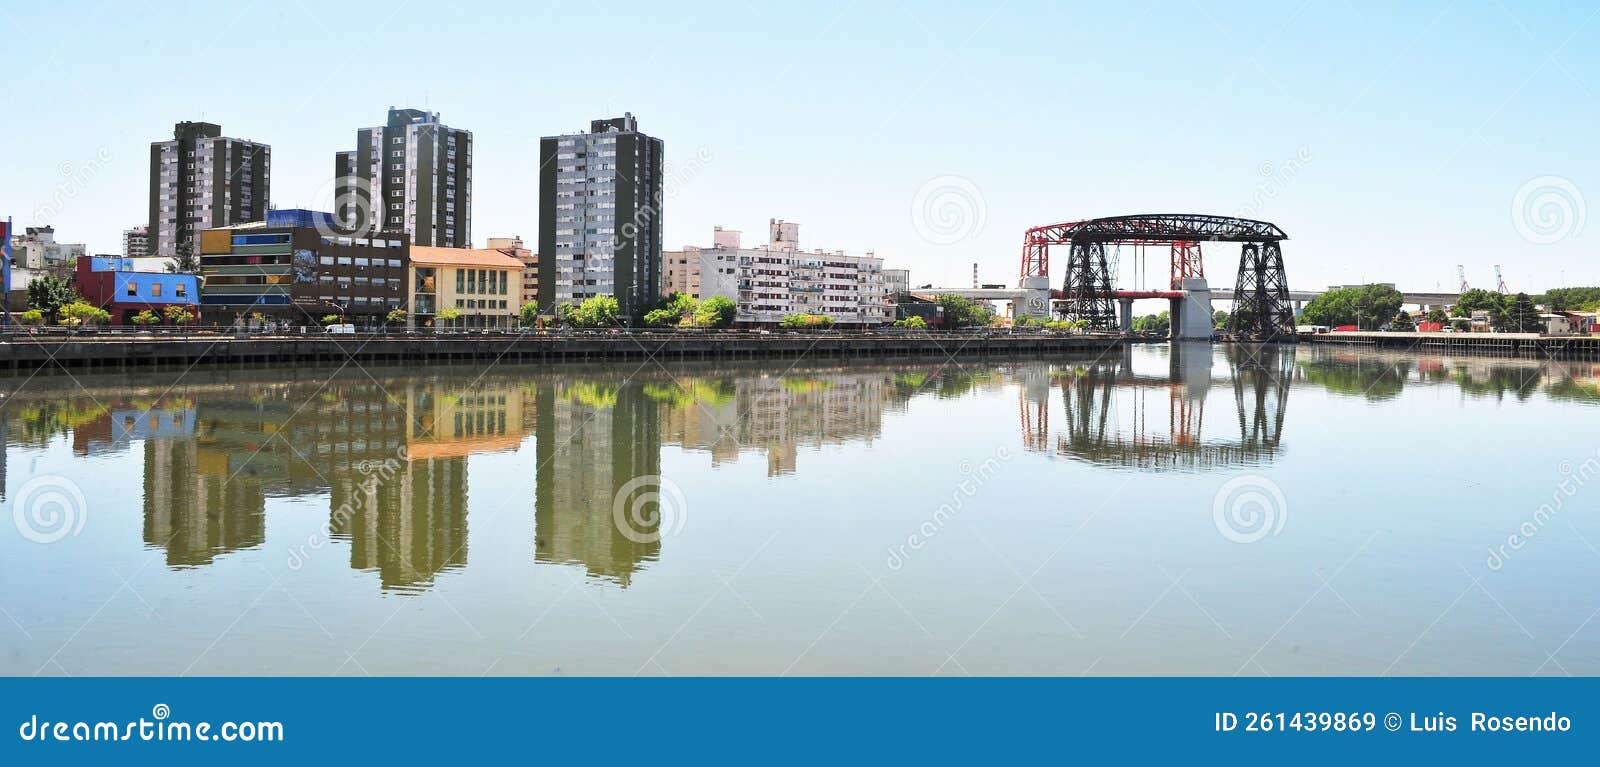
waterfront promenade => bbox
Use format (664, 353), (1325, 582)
(0, 329), (1129, 371)
(1299, 330), (1600, 358)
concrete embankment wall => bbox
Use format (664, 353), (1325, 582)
(1299, 331), (1600, 358)
(0, 333), (1130, 372)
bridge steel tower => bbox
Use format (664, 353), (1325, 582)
(1229, 241), (1295, 340)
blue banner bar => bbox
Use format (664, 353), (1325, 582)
(0, 678), (1592, 764)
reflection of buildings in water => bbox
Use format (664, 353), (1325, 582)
(535, 379), (662, 586)
(657, 371), (897, 476)
(1026, 344), (1296, 471)
(334, 457), (469, 592)
(143, 437), (266, 567)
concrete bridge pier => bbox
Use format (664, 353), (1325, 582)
(1170, 278), (1215, 340)
(1119, 298), (1134, 333)
(1019, 276), (1052, 321)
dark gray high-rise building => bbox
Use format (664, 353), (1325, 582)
(336, 107), (472, 248)
(148, 121), (270, 257)
(538, 113), (663, 321)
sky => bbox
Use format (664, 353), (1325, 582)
(3, 0), (1597, 297)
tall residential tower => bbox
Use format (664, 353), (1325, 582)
(147, 121), (270, 257)
(336, 107), (472, 248)
(538, 113), (663, 321)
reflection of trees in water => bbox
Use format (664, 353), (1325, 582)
(1297, 355), (1410, 401)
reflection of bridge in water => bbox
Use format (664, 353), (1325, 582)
(1020, 343), (1296, 471)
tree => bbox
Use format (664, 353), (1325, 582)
(18, 309), (45, 326)
(643, 308), (678, 328)
(163, 305), (194, 326)
(571, 295), (620, 327)
(27, 276), (77, 318)
(1541, 287), (1600, 312)
(1451, 288), (1510, 329)
(1301, 284), (1403, 330)
(1507, 292), (1541, 333)
(1425, 309), (1449, 325)
(892, 316), (928, 330)
(933, 293), (994, 329)
(1212, 310), (1230, 330)
(435, 308), (462, 328)
(386, 308), (408, 327)
(130, 309), (161, 327)
(1132, 311), (1170, 335)
(166, 240), (202, 274)
(553, 303), (576, 327)
(779, 313), (835, 329)
(1389, 310), (1415, 331)
(695, 295), (737, 328)
(59, 301), (110, 327)
(320, 313), (341, 326)
(518, 302), (540, 328)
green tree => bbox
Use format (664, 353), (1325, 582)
(26, 275), (78, 318)
(166, 240), (202, 274)
(553, 303), (576, 327)
(779, 313), (835, 329)
(59, 301), (111, 327)
(18, 309), (45, 326)
(436, 308), (462, 328)
(1212, 310), (1230, 329)
(1425, 309), (1449, 325)
(163, 306), (194, 326)
(1507, 292), (1541, 333)
(571, 295), (620, 327)
(1541, 287), (1600, 312)
(933, 293), (994, 329)
(1451, 288), (1510, 329)
(695, 295), (736, 328)
(1132, 311), (1170, 335)
(130, 309), (161, 327)
(386, 308), (408, 327)
(892, 316), (928, 330)
(1301, 284), (1403, 330)
(1389, 310), (1415, 331)
(320, 313), (341, 326)
(518, 302), (540, 327)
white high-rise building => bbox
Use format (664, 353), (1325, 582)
(662, 221), (892, 327)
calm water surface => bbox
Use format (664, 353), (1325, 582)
(1, 343), (1598, 675)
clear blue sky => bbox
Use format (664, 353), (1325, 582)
(3, 0), (1596, 294)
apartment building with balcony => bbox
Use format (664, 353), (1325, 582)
(660, 220), (892, 327)
(148, 121), (270, 257)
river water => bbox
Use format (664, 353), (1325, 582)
(1, 343), (1597, 675)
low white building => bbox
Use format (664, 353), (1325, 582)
(661, 220), (893, 326)
(10, 226), (86, 270)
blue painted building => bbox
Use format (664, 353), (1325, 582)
(76, 255), (200, 325)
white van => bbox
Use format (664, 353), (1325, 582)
(325, 324), (356, 335)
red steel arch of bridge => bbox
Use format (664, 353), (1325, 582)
(1019, 214), (1295, 339)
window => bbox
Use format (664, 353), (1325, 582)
(176, 284), (187, 297)
(126, 282), (137, 297)
(467, 269), (476, 293)
(151, 284), (162, 298)
(456, 270), (465, 293)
